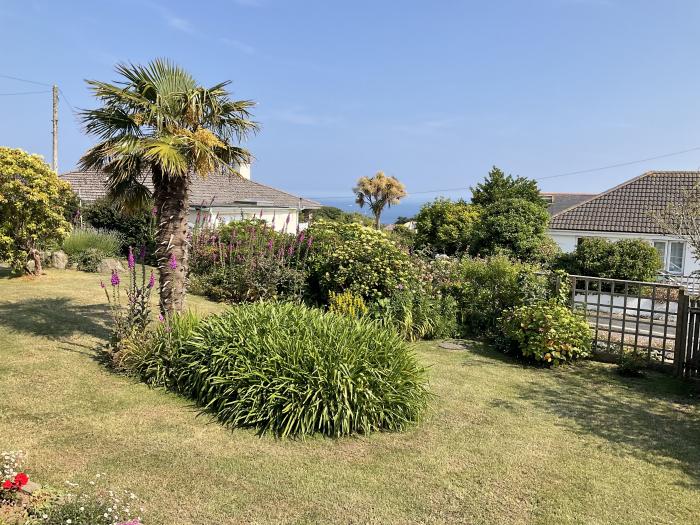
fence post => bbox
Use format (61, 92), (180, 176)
(674, 289), (688, 378)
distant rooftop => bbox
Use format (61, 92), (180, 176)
(61, 169), (321, 210)
(549, 171), (700, 234)
(540, 192), (597, 216)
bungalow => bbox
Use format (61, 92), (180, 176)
(549, 171), (700, 276)
(61, 163), (321, 232)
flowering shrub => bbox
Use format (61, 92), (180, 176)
(189, 216), (311, 303)
(305, 220), (415, 303)
(102, 246), (155, 360)
(1, 451), (29, 506)
(328, 290), (368, 318)
(500, 301), (592, 366)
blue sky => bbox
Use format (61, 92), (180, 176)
(2, 0), (700, 216)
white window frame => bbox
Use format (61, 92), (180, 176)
(652, 239), (685, 275)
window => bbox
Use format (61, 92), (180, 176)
(669, 241), (685, 274)
(653, 241), (666, 267)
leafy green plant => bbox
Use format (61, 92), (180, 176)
(305, 220), (415, 303)
(617, 347), (647, 377)
(414, 198), (479, 255)
(62, 227), (122, 259)
(445, 255), (549, 337)
(128, 303), (429, 437)
(74, 248), (107, 273)
(372, 289), (458, 342)
(500, 300), (592, 366)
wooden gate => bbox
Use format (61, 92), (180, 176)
(674, 291), (700, 379)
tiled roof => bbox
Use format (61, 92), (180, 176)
(540, 192), (597, 216)
(550, 171), (700, 234)
(60, 169), (321, 210)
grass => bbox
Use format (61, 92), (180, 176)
(61, 226), (122, 257)
(0, 267), (699, 524)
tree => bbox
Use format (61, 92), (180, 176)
(471, 166), (544, 208)
(0, 148), (73, 274)
(469, 198), (551, 262)
(353, 171), (407, 229)
(652, 184), (700, 265)
(79, 59), (257, 315)
(414, 198), (479, 255)
(304, 205), (373, 226)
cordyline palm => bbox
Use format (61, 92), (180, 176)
(354, 171), (407, 229)
(80, 59), (258, 315)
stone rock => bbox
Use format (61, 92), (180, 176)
(50, 250), (68, 269)
(21, 481), (41, 494)
(25, 260), (36, 273)
(97, 258), (125, 274)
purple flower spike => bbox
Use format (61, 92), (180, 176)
(151, 206), (158, 217)
(158, 313), (165, 322)
(169, 253), (177, 269)
(287, 245), (294, 256)
(110, 270), (120, 286)
(267, 239), (274, 251)
(307, 236), (313, 248)
(298, 231), (305, 243)
(148, 271), (155, 289)
(285, 214), (291, 224)
(127, 247), (135, 269)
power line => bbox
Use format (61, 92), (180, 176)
(306, 145), (700, 200)
(0, 90), (51, 96)
(0, 74), (52, 87)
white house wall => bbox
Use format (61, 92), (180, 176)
(549, 229), (700, 275)
(188, 207), (301, 233)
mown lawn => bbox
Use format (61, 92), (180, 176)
(1, 268), (699, 525)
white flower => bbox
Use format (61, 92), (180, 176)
(66, 520), (72, 524)
(79, 506), (84, 511)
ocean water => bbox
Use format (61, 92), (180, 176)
(318, 197), (430, 224)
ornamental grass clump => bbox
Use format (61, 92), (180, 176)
(130, 303), (429, 437)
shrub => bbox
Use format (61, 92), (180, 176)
(62, 227), (122, 259)
(82, 197), (156, 262)
(129, 303), (429, 437)
(445, 255), (549, 337)
(372, 289), (458, 342)
(617, 348), (647, 377)
(500, 300), (592, 365)
(556, 238), (662, 282)
(0, 147), (74, 274)
(189, 218), (310, 303)
(306, 220), (415, 303)
(414, 198), (479, 255)
(328, 290), (368, 318)
(469, 198), (551, 263)
(74, 248), (106, 272)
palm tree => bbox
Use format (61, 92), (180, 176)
(80, 59), (258, 315)
(353, 171), (407, 229)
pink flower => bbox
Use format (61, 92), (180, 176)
(158, 313), (165, 322)
(307, 236), (313, 248)
(127, 247), (135, 269)
(148, 271), (155, 289)
(151, 206), (158, 217)
(111, 270), (120, 286)
(169, 254), (177, 269)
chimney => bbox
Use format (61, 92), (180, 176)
(236, 162), (251, 180)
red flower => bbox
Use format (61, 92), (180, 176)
(14, 472), (28, 487)
(1, 479), (12, 490)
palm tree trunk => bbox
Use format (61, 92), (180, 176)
(374, 210), (382, 230)
(153, 166), (189, 316)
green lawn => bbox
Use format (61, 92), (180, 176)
(1, 268), (699, 525)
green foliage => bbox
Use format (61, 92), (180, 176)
(82, 197), (156, 262)
(0, 147), (73, 273)
(129, 303), (429, 437)
(470, 166), (545, 208)
(500, 300), (592, 365)
(62, 226), (122, 259)
(388, 223), (416, 250)
(73, 248), (106, 272)
(557, 238), (662, 282)
(445, 255), (549, 337)
(414, 198), (480, 255)
(328, 290), (368, 318)
(372, 289), (459, 342)
(306, 220), (415, 303)
(469, 198), (551, 262)
(617, 347), (647, 377)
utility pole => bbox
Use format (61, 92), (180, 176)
(52, 85), (58, 172)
